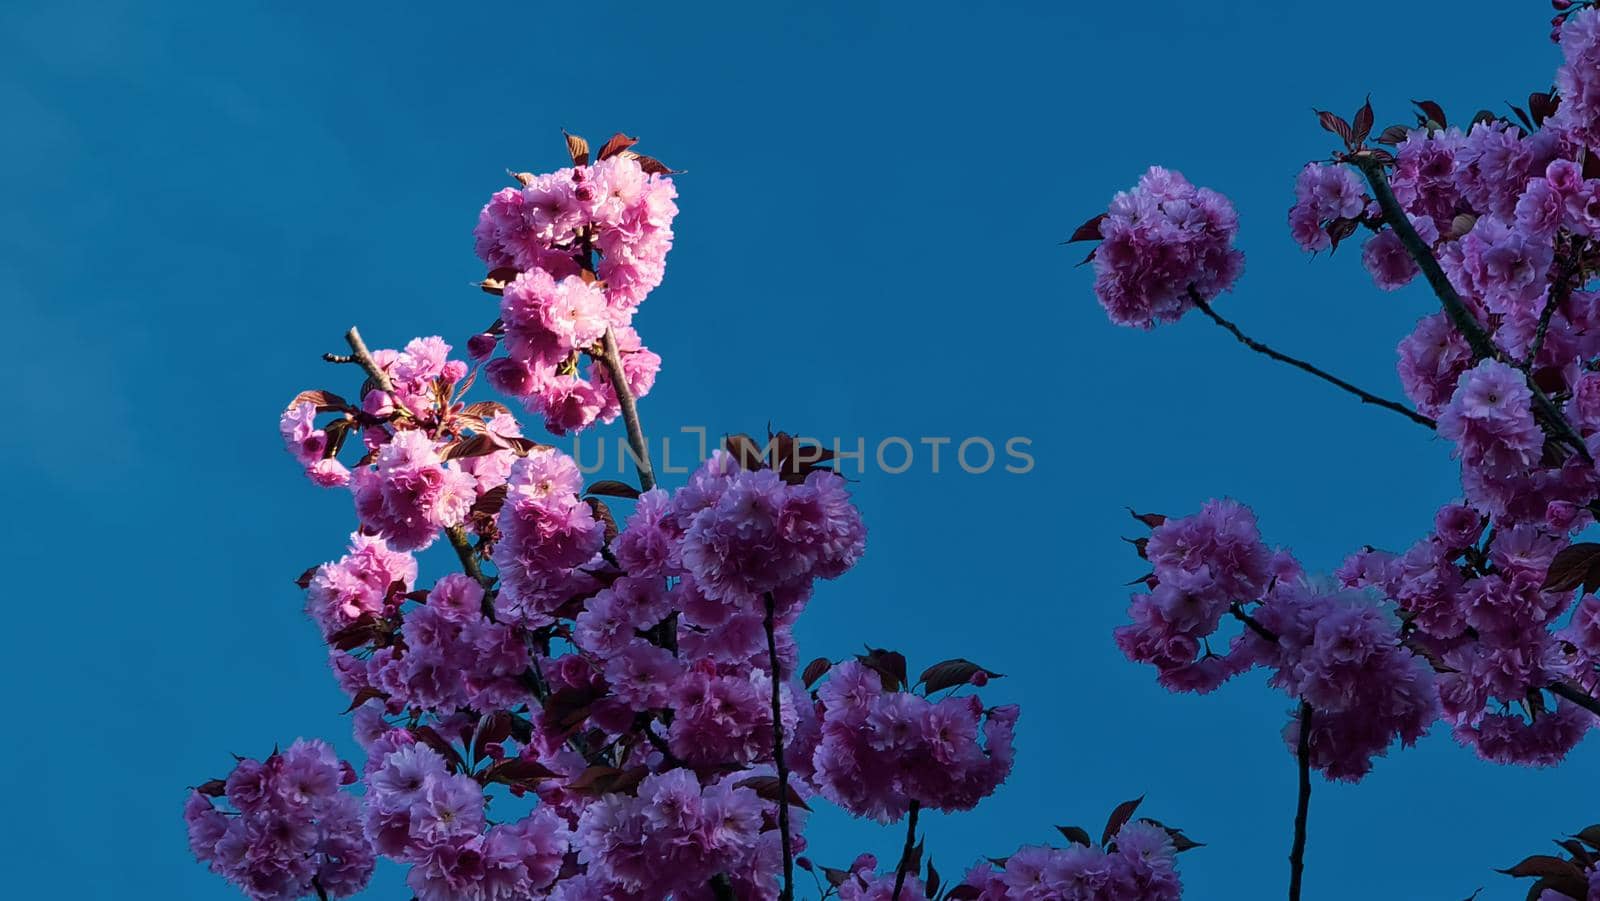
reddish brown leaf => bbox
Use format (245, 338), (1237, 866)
(294, 564), (320, 590)
(736, 775), (813, 811)
(1102, 796), (1144, 847)
(1412, 99), (1448, 128)
(1065, 212), (1108, 243)
(857, 647), (908, 692)
(482, 757), (559, 787)
(195, 779), (227, 797)
(1352, 96), (1374, 145)
(441, 434), (501, 461)
(585, 480), (642, 500)
(802, 657), (832, 688)
(596, 133), (639, 160)
(624, 152), (677, 175)
(412, 726), (467, 773)
(563, 130), (590, 167)
(1056, 825), (1093, 847)
(291, 389), (351, 412)
(462, 401), (511, 420)
(1316, 110), (1354, 147)
(471, 484), (508, 519)
(918, 658), (1003, 694)
(1543, 542), (1600, 593)
(1127, 509), (1166, 529)
(585, 497), (619, 544)
(1498, 855), (1588, 898)
(341, 686), (388, 713)
(1375, 124), (1411, 145)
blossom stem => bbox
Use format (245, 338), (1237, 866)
(598, 327), (657, 492)
(763, 591), (795, 901)
(1230, 603), (1280, 644)
(1350, 155), (1593, 462)
(323, 326), (396, 395)
(1549, 680), (1600, 718)
(1289, 700), (1313, 901)
(1191, 294), (1435, 429)
(892, 800), (921, 901)
(445, 525), (494, 599)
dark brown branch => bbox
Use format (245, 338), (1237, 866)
(709, 875), (735, 901)
(764, 592), (795, 901)
(445, 525), (495, 602)
(1350, 155), (1592, 462)
(1230, 603), (1280, 644)
(1289, 701), (1313, 901)
(324, 326), (396, 395)
(892, 800), (921, 901)
(1192, 294), (1434, 429)
(1550, 680), (1600, 718)
(597, 328), (657, 492)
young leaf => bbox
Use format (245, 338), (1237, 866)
(1316, 110), (1354, 147)
(563, 130), (590, 167)
(596, 132), (640, 160)
(1102, 796), (1144, 847)
(586, 479), (642, 500)
(1375, 124), (1411, 145)
(1412, 98), (1448, 129)
(1351, 96), (1374, 145)
(918, 658), (1003, 694)
(1065, 212), (1108, 243)
(736, 776), (813, 811)
(802, 657), (832, 688)
(1056, 825), (1093, 847)
(1542, 543), (1600, 593)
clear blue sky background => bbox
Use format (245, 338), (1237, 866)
(3, 1), (1591, 898)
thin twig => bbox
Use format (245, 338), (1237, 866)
(1191, 293), (1434, 429)
(1350, 155), (1592, 462)
(1550, 680), (1600, 718)
(1289, 701), (1313, 901)
(892, 800), (921, 901)
(764, 591), (794, 901)
(324, 326), (396, 394)
(1230, 603), (1280, 644)
(596, 328), (657, 492)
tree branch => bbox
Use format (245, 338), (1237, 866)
(1549, 680), (1600, 718)
(1230, 603), (1280, 644)
(1191, 293), (1434, 429)
(324, 326), (396, 395)
(596, 328), (657, 492)
(1289, 700), (1313, 901)
(764, 591), (795, 901)
(1350, 155), (1592, 462)
(892, 800), (921, 901)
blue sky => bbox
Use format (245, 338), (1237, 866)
(2, 1), (1590, 898)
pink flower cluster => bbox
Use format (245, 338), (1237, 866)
(472, 150), (676, 434)
(362, 741), (569, 901)
(184, 741), (374, 900)
(801, 659), (1018, 823)
(1089, 166), (1245, 328)
(204, 137), (1205, 901)
(957, 822), (1183, 901)
(1117, 503), (1440, 780)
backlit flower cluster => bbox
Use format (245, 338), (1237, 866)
(800, 659), (1018, 823)
(1090, 5), (1600, 798)
(473, 149), (675, 434)
(184, 741), (374, 900)
(1089, 166), (1245, 328)
(200, 137), (1205, 901)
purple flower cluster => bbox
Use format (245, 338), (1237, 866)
(490, 448), (606, 626)
(1091, 166), (1244, 328)
(303, 532), (416, 639)
(802, 659), (1017, 823)
(473, 154), (676, 434)
(185, 741), (374, 900)
(1288, 162), (1367, 252)
(955, 821), (1183, 900)
(1118, 503), (1440, 780)
(363, 742), (570, 900)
